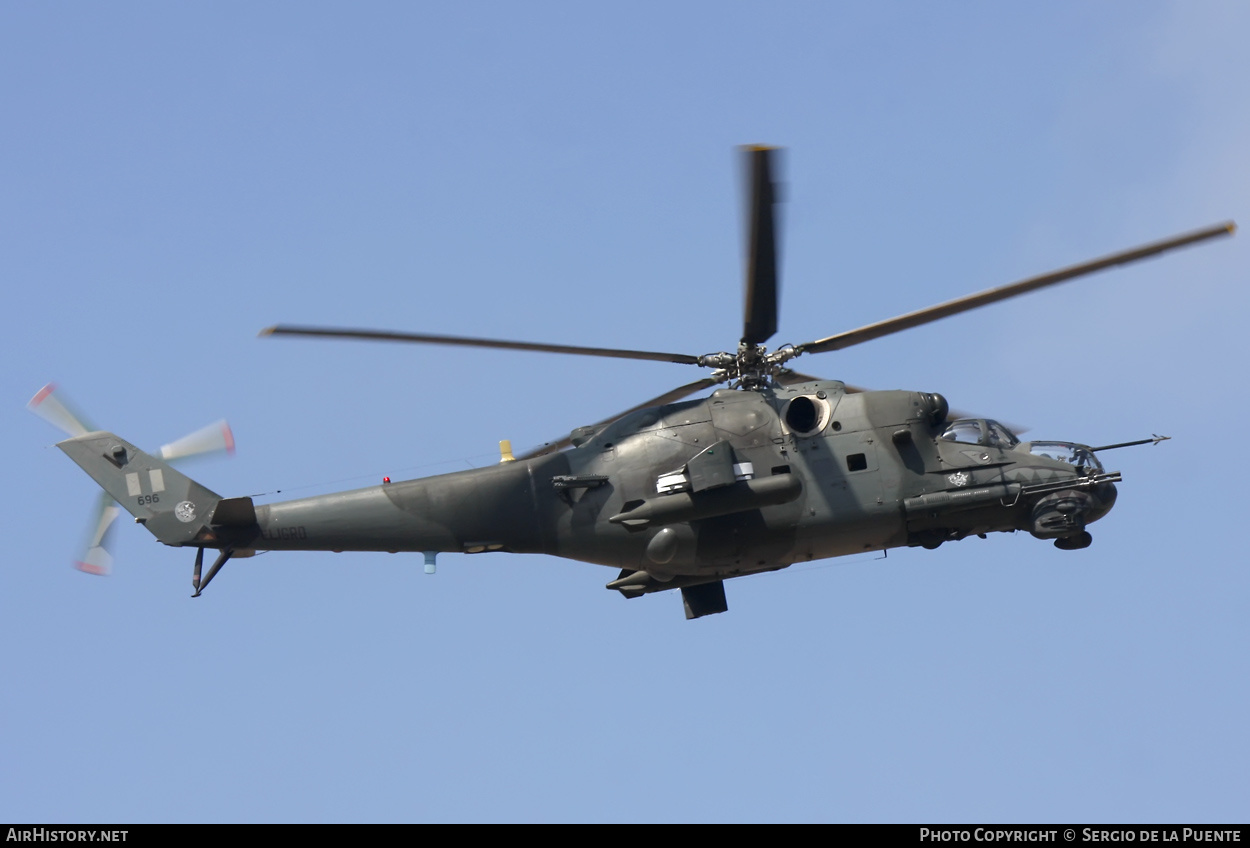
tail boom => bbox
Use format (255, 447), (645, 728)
(57, 431), (554, 557)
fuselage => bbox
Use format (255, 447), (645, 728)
(242, 381), (1117, 582)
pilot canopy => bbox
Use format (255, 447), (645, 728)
(939, 418), (1020, 449)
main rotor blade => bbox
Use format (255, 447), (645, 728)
(775, 369), (827, 386)
(261, 325), (700, 366)
(800, 221), (1236, 355)
(516, 376), (722, 460)
(741, 146), (781, 346)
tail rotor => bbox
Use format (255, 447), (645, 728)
(27, 383), (235, 575)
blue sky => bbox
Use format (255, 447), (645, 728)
(2, 2), (1247, 823)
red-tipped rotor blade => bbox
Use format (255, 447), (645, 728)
(75, 493), (120, 576)
(27, 383), (93, 437)
(159, 420), (236, 461)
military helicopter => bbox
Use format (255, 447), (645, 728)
(41, 147), (1234, 619)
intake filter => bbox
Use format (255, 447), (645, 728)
(920, 392), (949, 426)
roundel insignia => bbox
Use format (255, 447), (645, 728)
(175, 501), (197, 523)
(947, 471), (971, 488)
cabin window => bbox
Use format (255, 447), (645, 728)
(846, 453), (867, 472)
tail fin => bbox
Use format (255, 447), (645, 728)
(57, 431), (227, 547)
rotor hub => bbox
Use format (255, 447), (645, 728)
(694, 342), (804, 389)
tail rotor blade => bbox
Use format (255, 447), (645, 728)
(32, 386), (235, 576)
(75, 493), (120, 576)
(27, 383), (93, 437)
(158, 420), (236, 461)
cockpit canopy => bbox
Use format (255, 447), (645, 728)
(940, 419), (1103, 470)
(939, 418), (1020, 449)
(1025, 441), (1104, 472)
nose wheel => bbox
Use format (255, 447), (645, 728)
(1054, 531), (1092, 551)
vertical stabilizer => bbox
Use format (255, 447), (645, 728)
(57, 432), (224, 547)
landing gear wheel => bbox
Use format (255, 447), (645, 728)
(1054, 531), (1092, 551)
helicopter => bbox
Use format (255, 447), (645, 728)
(41, 147), (1234, 619)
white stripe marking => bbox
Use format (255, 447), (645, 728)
(126, 473), (141, 497)
(149, 469), (165, 493)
